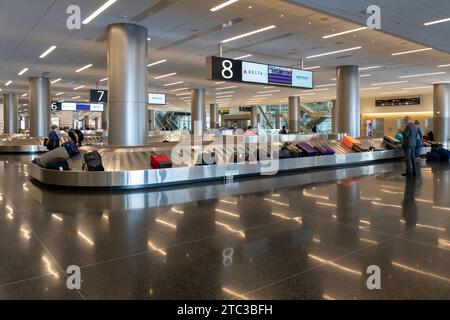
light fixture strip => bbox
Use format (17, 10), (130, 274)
(302, 66), (321, 70)
(39, 45), (57, 59)
(234, 54), (252, 60)
(76, 64), (93, 73)
(424, 17), (450, 26)
(221, 25), (276, 44)
(322, 26), (367, 39)
(306, 46), (362, 59)
(210, 0), (239, 12)
(391, 48), (433, 56)
(154, 72), (176, 79)
(257, 90), (281, 94)
(164, 81), (184, 87)
(51, 78), (62, 84)
(18, 68), (29, 76)
(371, 81), (408, 86)
(315, 84), (336, 88)
(74, 85), (85, 90)
(398, 72), (446, 79)
(82, 0), (118, 24)
(216, 85), (237, 90)
(359, 66), (382, 70)
(147, 59), (167, 67)
(171, 87), (189, 92)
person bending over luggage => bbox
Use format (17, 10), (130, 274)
(46, 125), (60, 150)
(401, 116), (419, 177)
(279, 125), (287, 135)
(395, 129), (403, 142)
(64, 127), (80, 147)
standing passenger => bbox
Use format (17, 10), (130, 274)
(401, 116), (419, 177)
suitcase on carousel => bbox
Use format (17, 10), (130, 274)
(34, 146), (70, 168)
(341, 136), (361, 149)
(314, 144), (335, 156)
(296, 142), (318, 156)
(151, 153), (172, 169)
(83, 151), (104, 171)
(279, 149), (292, 159)
(62, 141), (80, 157)
(45, 157), (70, 171)
(285, 143), (304, 158)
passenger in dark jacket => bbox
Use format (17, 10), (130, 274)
(402, 116), (419, 177)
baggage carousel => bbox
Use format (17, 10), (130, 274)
(29, 134), (421, 190)
(0, 132), (104, 154)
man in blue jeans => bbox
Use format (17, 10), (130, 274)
(402, 116), (419, 177)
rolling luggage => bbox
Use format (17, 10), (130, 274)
(341, 136), (361, 149)
(296, 142), (318, 156)
(151, 153), (172, 169)
(285, 143), (304, 158)
(314, 144), (335, 156)
(279, 149), (292, 159)
(83, 151), (104, 171)
(45, 157), (69, 171)
(34, 146), (70, 168)
(62, 141), (79, 157)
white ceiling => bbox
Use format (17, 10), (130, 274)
(0, 0), (450, 113)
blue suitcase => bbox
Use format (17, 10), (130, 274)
(296, 143), (318, 156)
(314, 144), (335, 156)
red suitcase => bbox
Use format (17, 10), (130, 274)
(151, 154), (172, 169)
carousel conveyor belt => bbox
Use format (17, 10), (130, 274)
(29, 141), (418, 190)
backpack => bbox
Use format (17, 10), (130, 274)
(75, 129), (84, 142)
(45, 131), (60, 150)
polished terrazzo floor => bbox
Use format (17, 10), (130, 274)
(0, 154), (449, 300)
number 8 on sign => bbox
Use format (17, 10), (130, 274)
(222, 60), (233, 79)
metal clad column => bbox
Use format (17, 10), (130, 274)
(29, 77), (50, 137)
(102, 103), (109, 130)
(84, 115), (89, 129)
(148, 109), (155, 131)
(191, 89), (205, 136)
(3, 94), (18, 134)
(433, 83), (450, 148)
(210, 103), (218, 129)
(331, 99), (337, 132)
(336, 65), (360, 137)
(107, 23), (148, 146)
(251, 106), (258, 128)
(288, 96), (300, 133)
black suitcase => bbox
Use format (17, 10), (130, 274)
(45, 157), (69, 171)
(83, 151), (104, 171)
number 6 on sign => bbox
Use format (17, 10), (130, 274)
(222, 60), (233, 79)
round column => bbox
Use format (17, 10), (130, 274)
(3, 94), (18, 134)
(336, 65), (360, 137)
(148, 109), (155, 131)
(251, 106), (258, 128)
(29, 77), (51, 137)
(433, 83), (450, 148)
(191, 89), (205, 136)
(107, 23), (148, 146)
(331, 99), (337, 132)
(288, 96), (300, 133)
(210, 103), (218, 129)
(101, 103), (109, 130)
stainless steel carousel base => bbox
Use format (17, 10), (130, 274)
(0, 137), (49, 153)
(29, 147), (412, 190)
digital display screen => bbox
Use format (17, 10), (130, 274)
(148, 93), (166, 105)
(207, 56), (314, 89)
(242, 61), (268, 84)
(292, 69), (313, 89)
(50, 102), (104, 111)
(269, 65), (292, 86)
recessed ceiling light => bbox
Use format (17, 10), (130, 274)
(322, 26), (367, 39)
(21, 93), (27, 97)
(39, 45), (57, 59)
(221, 25), (276, 43)
(210, 0), (239, 12)
(76, 64), (93, 73)
(371, 81), (408, 86)
(398, 71), (446, 78)
(51, 78), (62, 84)
(74, 85), (85, 90)
(391, 48), (432, 56)
(424, 17), (450, 26)
(257, 90), (281, 94)
(303, 66), (321, 70)
(359, 66), (382, 70)
(72, 96), (81, 99)
(5, 81), (12, 86)
(216, 85), (237, 90)
(100, 77), (108, 82)
(82, 0), (118, 24)
(55, 92), (64, 96)
(164, 81), (184, 87)
(18, 68), (29, 76)
(306, 46), (362, 59)
(147, 59), (167, 67)
(147, 37), (151, 41)
(154, 72), (176, 79)
(315, 84), (336, 88)
(361, 87), (382, 91)
(234, 54), (252, 60)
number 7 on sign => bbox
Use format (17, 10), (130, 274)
(97, 90), (105, 102)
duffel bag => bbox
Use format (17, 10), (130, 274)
(34, 146), (69, 168)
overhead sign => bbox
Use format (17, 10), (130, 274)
(206, 56), (313, 89)
(148, 93), (166, 105)
(90, 89), (108, 103)
(51, 102), (104, 112)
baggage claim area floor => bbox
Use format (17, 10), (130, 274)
(0, 0), (450, 304)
